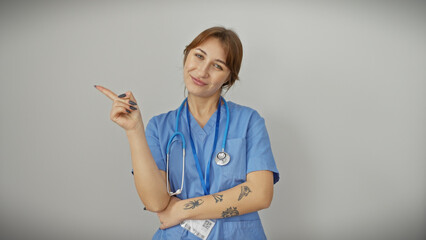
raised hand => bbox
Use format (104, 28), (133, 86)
(94, 85), (143, 132)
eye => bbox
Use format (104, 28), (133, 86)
(213, 64), (223, 70)
(195, 53), (203, 59)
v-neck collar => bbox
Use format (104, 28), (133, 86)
(188, 108), (217, 134)
(182, 101), (226, 139)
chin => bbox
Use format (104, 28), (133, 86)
(185, 83), (204, 96)
(187, 89), (208, 98)
(188, 89), (221, 99)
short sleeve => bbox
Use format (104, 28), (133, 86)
(144, 117), (166, 172)
(246, 111), (280, 184)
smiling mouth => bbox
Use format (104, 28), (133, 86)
(191, 76), (207, 86)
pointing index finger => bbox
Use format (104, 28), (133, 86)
(94, 85), (119, 101)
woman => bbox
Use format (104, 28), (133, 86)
(95, 26), (279, 239)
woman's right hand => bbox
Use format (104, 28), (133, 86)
(95, 85), (144, 132)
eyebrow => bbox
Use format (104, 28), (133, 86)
(195, 48), (227, 66)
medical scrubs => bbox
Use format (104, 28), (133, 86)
(144, 100), (280, 240)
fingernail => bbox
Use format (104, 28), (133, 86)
(126, 109), (131, 113)
(143, 207), (147, 210)
(94, 85), (97, 88)
(130, 106), (137, 110)
(129, 100), (137, 105)
(118, 93), (126, 98)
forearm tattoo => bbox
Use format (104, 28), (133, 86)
(222, 207), (240, 218)
(183, 199), (204, 210)
(238, 186), (252, 201)
(212, 193), (223, 203)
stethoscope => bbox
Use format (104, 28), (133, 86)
(166, 96), (230, 196)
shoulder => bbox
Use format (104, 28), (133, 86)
(226, 101), (267, 139)
(227, 101), (264, 123)
(145, 108), (178, 133)
(149, 109), (177, 124)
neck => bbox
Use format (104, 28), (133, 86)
(187, 92), (221, 120)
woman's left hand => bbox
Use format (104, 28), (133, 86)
(157, 196), (185, 229)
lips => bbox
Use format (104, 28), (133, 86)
(191, 76), (207, 86)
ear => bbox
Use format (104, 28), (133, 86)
(222, 74), (232, 86)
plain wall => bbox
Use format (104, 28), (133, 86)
(1, 0), (425, 239)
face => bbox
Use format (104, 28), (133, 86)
(183, 37), (231, 98)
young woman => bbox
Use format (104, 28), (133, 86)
(95, 26), (279, 240)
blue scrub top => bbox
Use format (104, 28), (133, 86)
(144, 100), (280, 240)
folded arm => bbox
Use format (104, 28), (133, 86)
(157, 170), (274, 229)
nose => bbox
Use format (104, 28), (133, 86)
(197, 61), (210, 78)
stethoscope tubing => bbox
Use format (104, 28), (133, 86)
(190, 96), (221, 195)
(166, 132), (186, 196)
(222, 99), (230, 152)
(166, 96), (229, 196)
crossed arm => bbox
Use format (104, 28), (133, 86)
(127, 126), (274, 220)
(156, 170), (274, 229)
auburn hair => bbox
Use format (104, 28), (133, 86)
(183, 26), (243, 91)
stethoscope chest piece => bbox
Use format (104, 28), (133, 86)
(215, 152), (230, 166)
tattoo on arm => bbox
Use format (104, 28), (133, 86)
(183, 199), (204, 210)
(222, 207), (240, 218)
(212, 193), (223, 203)
(238, 186), (252, 201)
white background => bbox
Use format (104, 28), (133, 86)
(1, 0), (425, 239)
